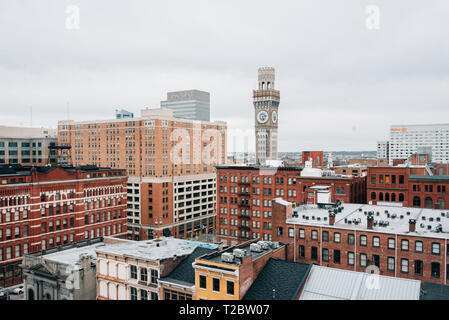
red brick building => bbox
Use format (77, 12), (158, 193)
(0, 164), (127, 287)
(367, 166), (449, 209)
(272, 199), (449, 285)
(301, 151), (323, 167)
(216, 165), (366, 247)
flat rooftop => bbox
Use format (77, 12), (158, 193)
(287, 203), (449, 239)
(198, 241), (284, 267)
(95, 237), (218, 261)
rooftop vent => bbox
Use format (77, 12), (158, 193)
(400, 215), (404, 219)
(250, 243), (262, 253)
(422, 216), (426, 220)
(420, 223), (425, 228)
(233, 249), (247, 259)
(436, 224), (443, 233)
(221, 252), (235, 263)
(269, 241), (280, 249)
(427, 225), (432, 230)
(437, 217), (441, 222)
(257, 241), (270, 250)
(407, 212), (410, 216)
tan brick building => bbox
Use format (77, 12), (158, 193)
(58, 108), (227, 240)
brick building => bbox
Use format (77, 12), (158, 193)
(272, 199), (449, 285)
(0, 164), (127, 287)
(58, 108), (227, 241)
(367, 166), (449, 209)
(301, 151), (323, 167)
(193, 239), (287, 300)
(216, 165), (366, 247)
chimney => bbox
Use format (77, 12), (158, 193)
(367, 215), (374, 230)
(409, 219), (416, 233)
(329, 212), (336, 226)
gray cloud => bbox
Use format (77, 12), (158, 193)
(0, 0), (448, 151)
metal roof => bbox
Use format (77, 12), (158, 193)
(299, 265), (421, 300)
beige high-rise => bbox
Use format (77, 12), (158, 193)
(58, 108), (227, 240)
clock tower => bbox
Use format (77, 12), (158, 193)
(253, 67), (280, 165)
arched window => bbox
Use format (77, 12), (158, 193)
(399, 193), (404, 202)
(425, 197), (433, 209)
(385, 193), (390, 202)
(379, 192), (384, 201)
(413, 196), (421, 207)
(437, 198), (446, 209)
(391, 193), (396, 202)
(371, 192), (376, 200)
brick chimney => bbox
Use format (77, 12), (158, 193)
(329, 212), (336, 226)
(409, 219), (416, 233)
(367, 215), (374, 230)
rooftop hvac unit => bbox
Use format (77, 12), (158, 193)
(436, 224), (443, 232)
(359, 208), (363, 212)
(250, 243), (262, 253)
(407, 212), (411, 216)
(429, 217), (434, 222)
(437, 217), (441, 222)
(221, 252), (235, 263)
(233, 249), (246, 259)
(270, 241), (280, 249)
(257, 241), (270, 250)
(420, 223), (425, 228)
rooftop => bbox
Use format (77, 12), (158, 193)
(300, 265), (421, 300)
(0, 164), (125, 177)
(421, 282), (449, 300)
(286, 202), (449, 239)
(196, 240), (284, 267)
(159, 247), (216, 288)
(242, 259), (311, 300)
(95, 237), (218, 262)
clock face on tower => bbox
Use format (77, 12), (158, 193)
(257, 110), (269, 124)
(272, 111), (277, 124)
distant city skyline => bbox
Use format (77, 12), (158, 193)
(1, 1), (448, 152)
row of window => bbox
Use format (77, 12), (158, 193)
(198, 275), (235, 296)
(299, 246), (445, 278)
(291, 228), (448, 255)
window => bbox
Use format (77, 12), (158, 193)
(140, 290), (148, 300)
(372, 236), (380, 247)
(151, 269), (158, 284)
(298, 246), (305, 258)
(372, 254), (380, 268)
(388, 238), (395, 249)
(299, 229), (305, 239)
(213, 278), (220, 292)
(360, 235), (367, 247)
(401, 239), (409, 251)
(334, 250), (341, 264)
(311, 247), (318, 260)
(288, 228), (294, 238)
(347, 252), (355, 266)
(322, 231), (329, 242)
(311, 230), (318, 240)
(387, 257), (395, 271)
(360, 253), (367, 267)
(432, 243), (440, 255)
(130, 287), (137, 300)
(130, 265), (137, 279)
(227, 281), (234, 296)
(322, 248), (329, 262)
(348, 234), (355, 245)
(334, 232), (341, 243)
(401, 259), (409, 273)
(415, 241), (423, 253)
(414, 260), (423, 275)
(140, 268), (148, 282)
(199, 275), (207, 289)
(431, 262), (440, 278)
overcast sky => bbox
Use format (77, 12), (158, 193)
(1, 0), (448, 152)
